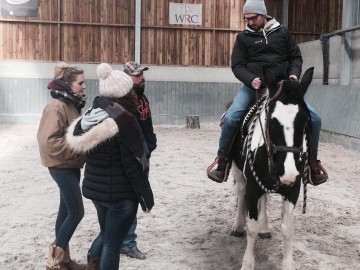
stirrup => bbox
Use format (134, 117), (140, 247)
(206, 157), (218, 174)
(317, 160), (328, 176)
(307, 160), (328, 186)
(206, 157), (231, 183)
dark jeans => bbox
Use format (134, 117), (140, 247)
(88, 199), (138, 270)
(49, 168), (84, 249)
(218, 85), (254, 158)
(121, 161), (151, 251)
(120, 216), (138, 251)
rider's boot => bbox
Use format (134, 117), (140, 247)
(207, 157), (231, 183)
(308, 159), (328, 186)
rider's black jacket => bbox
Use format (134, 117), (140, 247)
(231, 17), (303, 88)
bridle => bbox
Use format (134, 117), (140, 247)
(245, 81), (309, 213)
(264, 81), (305, 167)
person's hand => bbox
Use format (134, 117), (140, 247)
(251, 77), (262, 90)
(138, 190), (154, 213)
(289, 75), (298, 81)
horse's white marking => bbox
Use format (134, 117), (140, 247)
(302, 135), (307, 154)
(240, 194), (269, 270)
(250, 111), (266, 151)
(241, 217), (258, 270)
(231, 165), (247, 234)
(281, 199), (296, 270)
(272, 101), (299, 184)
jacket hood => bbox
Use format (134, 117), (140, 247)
(66, 116), (119, 153)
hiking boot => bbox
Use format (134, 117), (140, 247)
(208, 169), (225, 183)
(120, 247), (146, 260)
(207, 157), (231, 183)
(310, 172), (328, 186)
(308, 160), (328, 186)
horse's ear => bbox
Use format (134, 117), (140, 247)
(300, 67), (314, 93)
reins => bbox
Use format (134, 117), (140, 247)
(257, 81), (285, 172)
(246, 94), (278, 193)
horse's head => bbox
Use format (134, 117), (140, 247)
(263, 68), (314, 187)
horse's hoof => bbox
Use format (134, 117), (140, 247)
(258, 232), (272, 239)
(230, 230), (245, 237)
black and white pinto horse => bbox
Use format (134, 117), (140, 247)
(230, 68), (314, 270)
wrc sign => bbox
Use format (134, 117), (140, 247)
(169, 3), (202, 26)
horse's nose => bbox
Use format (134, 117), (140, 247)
(280, 178), (296, 186)
(279, 171), (299, 185)
(280, 158), (299, 185)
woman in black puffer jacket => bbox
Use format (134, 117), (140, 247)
(67, 63), (154, 270)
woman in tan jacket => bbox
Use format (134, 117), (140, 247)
(37, 62), (87, 270)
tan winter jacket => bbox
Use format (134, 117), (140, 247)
(37, 99), (85, 168)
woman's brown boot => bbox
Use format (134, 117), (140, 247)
(64, 246), (87, 270)
(85, 256), (100, 270)
(46, 244), (69, 270)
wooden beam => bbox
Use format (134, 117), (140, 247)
(282, 0), (289, 27)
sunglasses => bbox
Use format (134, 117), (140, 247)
(244, 14), (260, 23)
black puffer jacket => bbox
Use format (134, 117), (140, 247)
(66, 97), (154, 212)
(82, 134), (144, 202)
(231, 17), (303, 88)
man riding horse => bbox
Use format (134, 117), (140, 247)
(207, 0), (328, 186)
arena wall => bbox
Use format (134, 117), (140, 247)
(1, 30), (360, 151)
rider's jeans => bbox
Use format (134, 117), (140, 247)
(305, 102), (321, 160)
(218, 85), (254, 157)
(218, 85), (322, 160)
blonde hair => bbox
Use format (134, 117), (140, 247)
(54, 61), (84, 84)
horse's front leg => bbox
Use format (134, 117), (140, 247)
(231, 164), (246, 237)
(241, 197), (261, 270)
(240, 218), (260, 270)
(258, 194), (271, 239)
(281, 198), (296, 270)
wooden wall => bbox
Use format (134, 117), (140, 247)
(288, 0), (343, 43)
(0, 0), (135, 63)
(140, 0), (245, 66)
(0, 0), (343, 66)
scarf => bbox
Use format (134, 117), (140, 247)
(94, 96), (149, 171)
(47, 79), (86, 111)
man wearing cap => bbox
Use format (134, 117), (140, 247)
(207, 0), (328, 186)
(120, 61), (157, 260)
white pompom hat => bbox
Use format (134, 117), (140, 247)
(96, 63), (133, 98)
